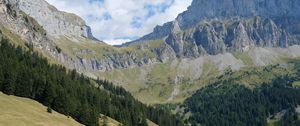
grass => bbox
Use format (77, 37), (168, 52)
(267, 121), (280, 126)
(55, 37), (165, 60)
(292, 81), (300, 88)
(97, 61), (180, 104)
(147, 119), (158, 126)
(99, 114), (122, 126)
(54, 37), (114, 59)
(233, 52), (254, 66)
(0, 92), (143, 126)
(99, 115), (157, 126)
(0, 24), (26, 47)
(98, 59), (220, 104)
(0, 92), (82, 126)
(20, 11), (47, 35)
(213, 64), (295, 88)
(175, 61), (220, 103)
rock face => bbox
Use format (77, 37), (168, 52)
(137, 0), (300, 40)
(0, 0), (58, 55)
(177, 0), (300, 29)
(164, 17), (300, 57)
(133, 0), (300, 57)
(0, 0), (94, 73)
(8, 0), (94, 39)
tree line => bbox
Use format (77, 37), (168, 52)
(184, 67), (300, 126)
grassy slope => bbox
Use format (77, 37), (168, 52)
(98, 59), (220, 104)
(99, 115), (159, 126)
(292, 81), (300, 87)
(0, 24), (26, 47)
(55, 37), (164, 59)
(99, 114), (122, 126)
(98, 56), (295, 104)
(0, 91), (128, 126)
(0, 92), (82, 126)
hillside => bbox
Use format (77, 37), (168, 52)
(1, 0), (300, 125)
(182, 59), (300, 126)
(0, 36), (183, 126)
(0, 91), (128, 126)
(0, 92), (83, 126)
(2, 0), (300, 104)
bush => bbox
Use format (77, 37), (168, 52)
(47, 107), (52, 113)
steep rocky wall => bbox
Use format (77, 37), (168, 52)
(135, 0), (300, 42)
(165, 17), (300, 57)
(8, 0), (94, 39)
(0, 0), (80, 72)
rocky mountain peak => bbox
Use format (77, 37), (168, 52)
(134, 0), (300, 42)
(177, 0), (300, 29)
(7, 0), (95, 39)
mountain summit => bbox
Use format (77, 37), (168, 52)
(133, 0), (300, 56)
(137, 0), (300, 41)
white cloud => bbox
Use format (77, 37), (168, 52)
(45, 0), (192, 45)
(104, 39), (132, 46)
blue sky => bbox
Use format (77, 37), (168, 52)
(45, 0), (192, 45)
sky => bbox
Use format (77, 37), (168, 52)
(45, 0), (192, 45)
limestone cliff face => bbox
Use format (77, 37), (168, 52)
(177, 0), (300, 29)
(133, 0), (300, 58)
(164, 17), (300, 57)
(0, 0), (93, 72)
(137, 0), (300, 41)
(0, 0), (58, 56)
(8, 0), (94, 39)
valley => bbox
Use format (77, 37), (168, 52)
(0, 0), (300, 125)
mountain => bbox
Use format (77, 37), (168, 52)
(102, 0), (300, 103)
(1, 0), (300, 125)
(2, 0), (300, 104)
(133, 0), (300, 55)
(16, 0), (95, 39)
(0, 37), (182, 126)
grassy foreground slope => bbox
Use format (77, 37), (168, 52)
(0, 92), (82, 126)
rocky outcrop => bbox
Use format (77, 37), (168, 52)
(177, 0), (300, 29)
(0, 0), (57, 55)
(136, 0), (300, 42)
(8, 0), (95, 39)
(0, 0), (90, 72)
(164, 17), (299, 57)
(129, 0), (300, 59)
